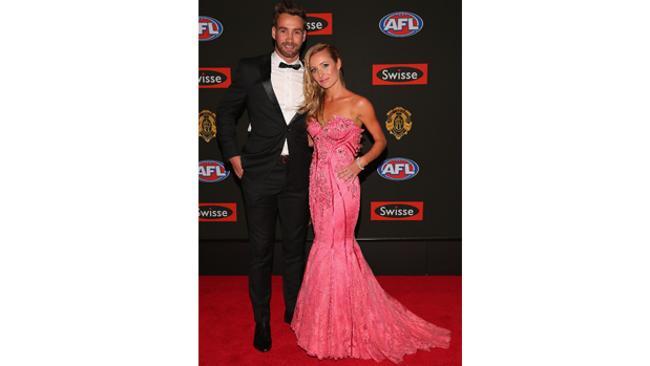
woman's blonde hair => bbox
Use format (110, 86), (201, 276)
(300, 43), (344, 126)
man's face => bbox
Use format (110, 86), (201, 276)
(272, 13), (306, 61)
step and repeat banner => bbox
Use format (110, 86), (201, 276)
(199, 0), (460, 241)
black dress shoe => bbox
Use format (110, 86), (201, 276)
(253, 322), (271, 352)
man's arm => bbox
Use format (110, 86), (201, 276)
(216, 60), (247, 178)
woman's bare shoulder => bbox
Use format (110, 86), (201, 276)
(341, 92), (371, 110)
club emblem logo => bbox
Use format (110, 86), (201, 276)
(199, 110), (217, 143)
(385, 107), (412, 140)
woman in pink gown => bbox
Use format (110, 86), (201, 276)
(290, 43), (451, 364)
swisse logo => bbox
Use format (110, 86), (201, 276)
(378, 157), (419, 181)
(372, 64), (428, 85)
(199, 160), (230, 183)
(306, 13), (333, 35)
(199, 67), (231, 88)
(370, 201), (424, 221)
(199, 16), (223, 41)
(199, 203), (237, 222)
(379, 11), (423, 38)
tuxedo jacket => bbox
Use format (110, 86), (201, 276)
(217, 53), (312, 189)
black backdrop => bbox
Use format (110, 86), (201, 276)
(199, 0), (460, 275)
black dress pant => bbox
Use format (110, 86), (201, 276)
(241, 158), (309, 324)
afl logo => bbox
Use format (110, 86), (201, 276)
(199, 160), (230, 183)
(199, 16), (223, 41)
(378, 158), (419, 181)
(379, 11), (423, 38)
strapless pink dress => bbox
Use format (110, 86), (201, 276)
(291, 116), (451, 364)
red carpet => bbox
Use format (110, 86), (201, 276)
(200, 275), (461, 366)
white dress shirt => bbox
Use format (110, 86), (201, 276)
(270, 51), (304, 155)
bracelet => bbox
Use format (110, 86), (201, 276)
(355, 157), (365, 170)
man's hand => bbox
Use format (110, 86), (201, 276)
(229, 155), (244, 179)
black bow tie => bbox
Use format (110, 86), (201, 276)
(279, 62), (301, 70)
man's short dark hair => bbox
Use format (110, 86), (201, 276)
(273, 0), (307, 29)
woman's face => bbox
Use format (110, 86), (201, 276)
(308, 50), (341, 89)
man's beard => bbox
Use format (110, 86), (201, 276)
(277, 42), (299, 58)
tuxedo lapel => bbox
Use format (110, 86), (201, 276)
(260, 57), (286, 124)
(287, 112), (304, 126)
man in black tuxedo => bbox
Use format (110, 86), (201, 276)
(216, 0), (310, 353)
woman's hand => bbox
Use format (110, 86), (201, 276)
(337, 158), (364, 181)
